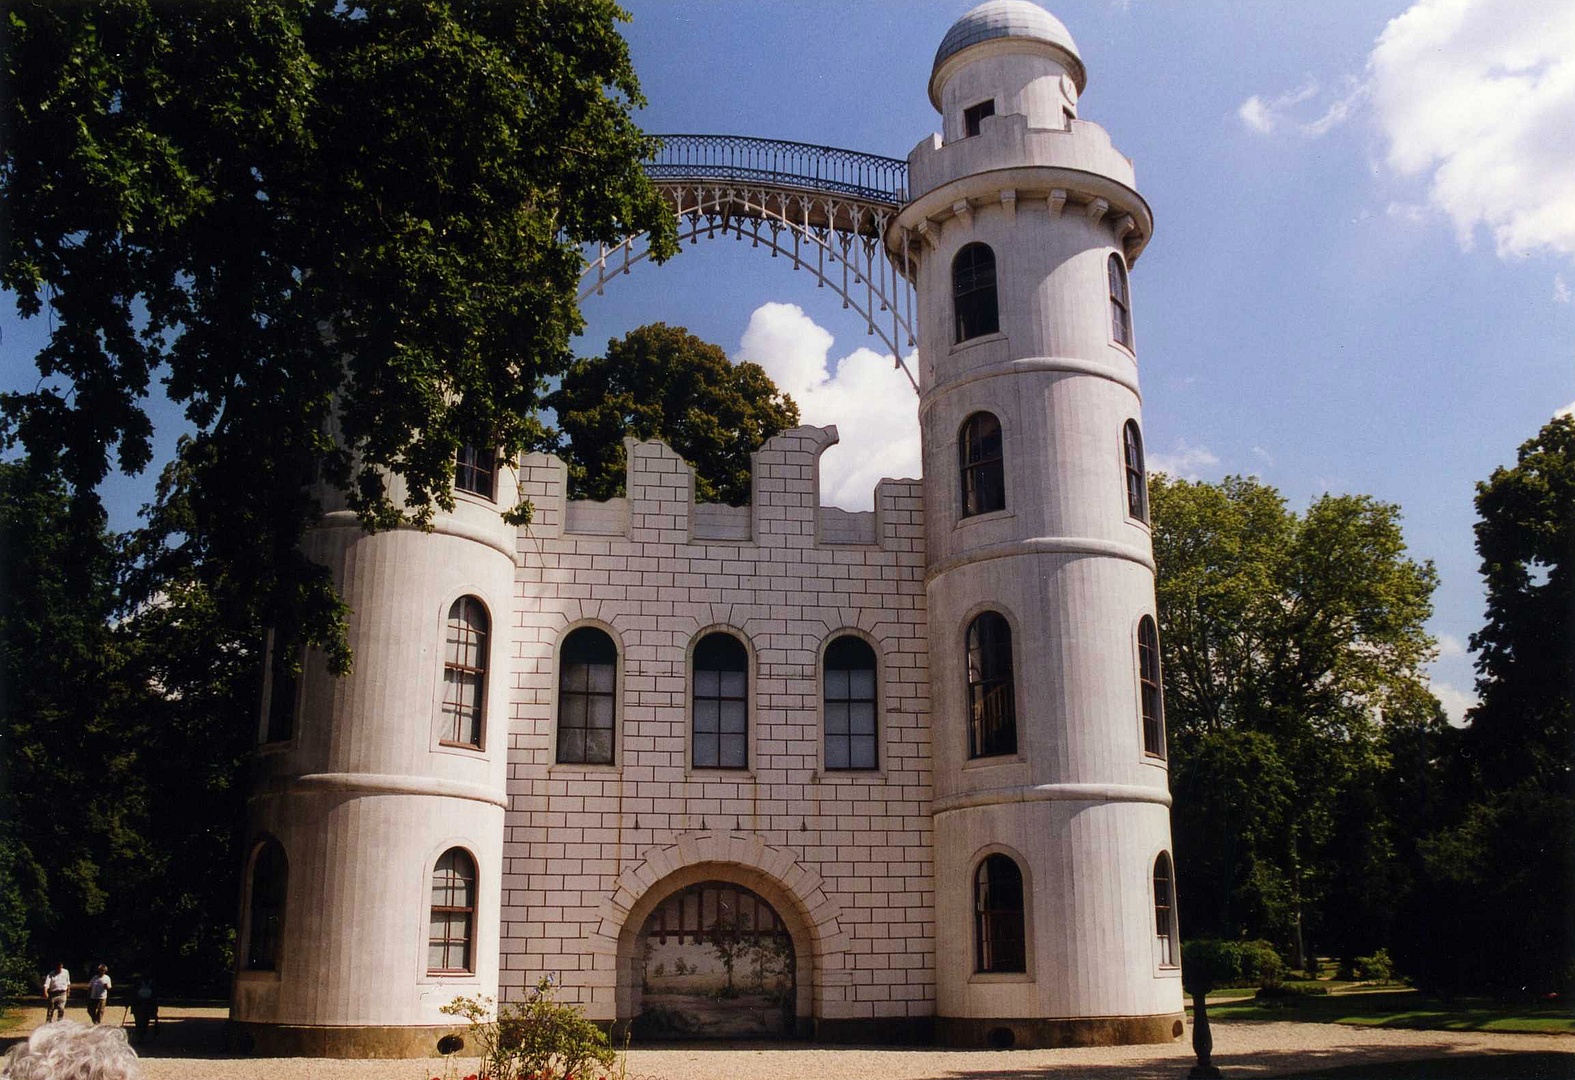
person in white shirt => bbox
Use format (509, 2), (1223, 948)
(88, 965), (112, 1025)
(42, 961), (71, 1022)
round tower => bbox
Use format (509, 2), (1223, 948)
(893, 1), (1183, 1047)
(231, 458), (515, 1057)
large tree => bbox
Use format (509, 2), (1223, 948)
(3, 0), (677, 670)
(548, 322), (799, 506)
(1150, 475), (1438, 968)
(1398, 415), (1574, 994)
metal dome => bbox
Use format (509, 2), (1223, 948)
(930, 1), (1085, 104)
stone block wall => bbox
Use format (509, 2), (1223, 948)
(501, 426), (936, 1029)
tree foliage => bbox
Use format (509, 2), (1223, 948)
(1396, 416), (1574, 994)
(1151, 475), (1438, 967)
(3, 0), (677, 671)
(548, 323), (799, 506)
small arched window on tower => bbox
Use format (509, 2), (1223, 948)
(1124, 420), (1148, 522)
(557, 627), (617, 765)
(693, 632), (748, 769)
(975, 854), (1027, 973)
(263, 627), (298, 744)
(439, 597), (488, 749)
(1109, 253), (1133, 349)
(428, 848), (477, 974)
(824, 635), (878, 770)
(953, 243), (999, 343)
(455, 446), (495, 500)
(1154, 851), (1178, 967)
(245, 837), (287, 971)
(1138, 615), (1166, 758)
(966, 612), (1016, 758)
(959, 412), (1006, 517)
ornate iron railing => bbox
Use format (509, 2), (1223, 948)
(648, 134), (907, 204)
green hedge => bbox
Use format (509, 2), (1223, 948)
(1181, 939), (1288, 994)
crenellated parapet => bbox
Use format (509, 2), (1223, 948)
(517, 425), (922, 553)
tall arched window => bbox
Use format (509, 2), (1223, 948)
(245, 838), (287, 971)
(1124, 420), (1148, 522)
(975, 854), (1026, 973)
(1109, 253), (1133, 348)
(557, 627), (618, 765)
(455, 446), (495, 499)
(693, 633), (748, 769)
(966, 612), (1016, 758)
(1139, 615), (1166, 758)
(959, 412), (1006, 517)
(824, 635), (878, 770)
(439, 597), (488, 748)
(428, 849), (477, 974)
(1154, 851), (1177, 967)
(953, 243), (999, 343)
(264, 627), (297, 744)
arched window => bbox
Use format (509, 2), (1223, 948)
(959, 412), (1005, 517)
(245, 838), (287, 971)
(824, 636), (878, 770)
(455, 446), (495, 500)
(1109, 253), (1133, 348)
(1124, 420), (1148, 522)
(264, 627), (297, 744)
(953, 243), (999, 343)
(1154, 852), (1177, 967)
(428, 848), (476, 974)
(966, 612), (1016, 758)
(693, 633), (748, 769)
(1139, 615), (1166, 758)
(439, 597), (488, 748)
(974, 854), (1026, 973)
(557, 627), (617, 765)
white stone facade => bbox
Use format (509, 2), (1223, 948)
(232, 1), (1185, 1056)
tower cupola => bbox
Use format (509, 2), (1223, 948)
(929, 0), (1085, 139)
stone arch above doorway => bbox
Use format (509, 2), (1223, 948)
(591, 833), (851, 1035)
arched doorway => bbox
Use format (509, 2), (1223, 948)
(631, 880), (795, 1038)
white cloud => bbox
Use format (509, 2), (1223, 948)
(1386, 201), (1429, 224)
(1370, 0), (1575, 259)
(1556, 273), (1572, 304)
(1430, 680), (1478, 727)
(1557, 401), (1575, 418)
(1147, 439), (1221, 481)
(735, 302), (920, 510)
(1251, 445), (1275, 467)
(1436, 633), (1469, 659)
(1236, 79), (1322, 135)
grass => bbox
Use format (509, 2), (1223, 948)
(1197, 987), (1575, 1035)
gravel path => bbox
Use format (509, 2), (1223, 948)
(5, 1006), (1571, 1080)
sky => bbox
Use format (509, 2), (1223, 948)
(4, 0), (1573, 723)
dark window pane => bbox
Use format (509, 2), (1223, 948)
(694, 633), (748, 769)
(823, 635), (878, 770)
(975, 855), (1027, 973)
(1124, 421), (1148, 521)
(455, 446), (495, 499)
(967, 612), (1017, 758)
(558, 628), (618, 765)
(960, 413), (1006, 517)
(963, 99), (995, 137)
(953, 244), (1000, 343)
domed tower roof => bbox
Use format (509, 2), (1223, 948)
(929, 1), (1086, 107)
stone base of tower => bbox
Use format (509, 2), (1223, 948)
(935, 1012), (1186, 1049)
(227, 1021), (470, 1059)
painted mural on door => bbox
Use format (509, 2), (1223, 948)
(633, 881), (795, 1039)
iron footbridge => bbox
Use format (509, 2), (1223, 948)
(580, 135), (919, 391)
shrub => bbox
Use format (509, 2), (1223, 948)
(1355, 948), (1395, 984)
(443, 978), (619, 1080)
(1181, 939), (1291, 992)
(1254, 982), (1329, 1001)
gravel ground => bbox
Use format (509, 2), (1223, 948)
(5, 1005), (1571, 1080)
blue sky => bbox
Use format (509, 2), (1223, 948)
(4, 1), (1572, 721)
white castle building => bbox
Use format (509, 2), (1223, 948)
(232, 1), (1184, 1056)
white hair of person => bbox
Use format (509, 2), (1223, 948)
(1, 1020), (143, 1080)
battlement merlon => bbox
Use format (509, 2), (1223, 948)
(515, 425), (923, 551)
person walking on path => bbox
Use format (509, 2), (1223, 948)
(88, 964), (113, 1024)
(43, 960), (71, 1022)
